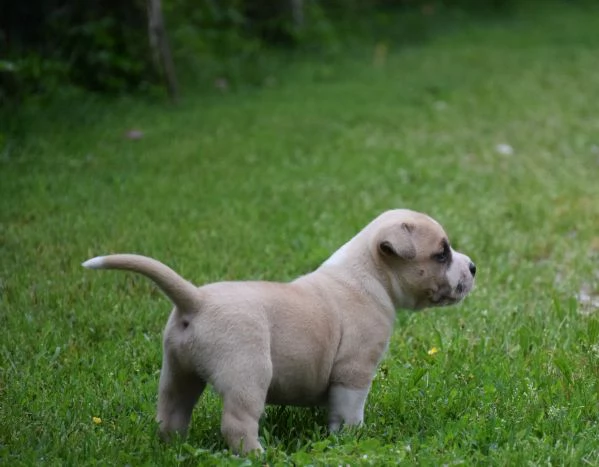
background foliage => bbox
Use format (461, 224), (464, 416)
(1, 0), (521, 102)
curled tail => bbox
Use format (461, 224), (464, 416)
(83, 254), (199, 311)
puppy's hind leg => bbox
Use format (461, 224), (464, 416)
(217, 361), (271, 454)
(220, 389), (266, 454)
(156, 357), (206, 440)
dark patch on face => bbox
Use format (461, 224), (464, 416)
(181, 319), (190, 329)
(419, 269), (425, 276)
(431, 238), (452, 266)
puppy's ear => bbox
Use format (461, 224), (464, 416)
(377, 223), (416, 260)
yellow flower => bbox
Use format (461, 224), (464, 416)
(427, 347), (440, 356)
(92, 416), (102, 425)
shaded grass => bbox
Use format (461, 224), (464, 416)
(2, 2), (599, 465)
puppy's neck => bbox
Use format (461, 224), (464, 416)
(319, 236), (410, 313)
(322, 240), (352, 268)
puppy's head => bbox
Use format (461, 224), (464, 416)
(373, 210), (476, 310)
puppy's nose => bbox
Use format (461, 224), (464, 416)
(469, 262), (477, 277)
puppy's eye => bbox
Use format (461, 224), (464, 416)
(432, 252), (448, 264)
(433, 239), (452, 264)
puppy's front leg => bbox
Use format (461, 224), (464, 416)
(327, 384), (370, 432)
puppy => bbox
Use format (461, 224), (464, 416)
(83, 209), (475, 453)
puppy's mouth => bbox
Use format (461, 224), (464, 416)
(428, 281), (471, 307)
(430, 294), (461, 307)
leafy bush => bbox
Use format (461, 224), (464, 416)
(1, 0), (153, 99)
(0, 0), (526, 101)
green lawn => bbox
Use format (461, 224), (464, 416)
(2, 3), (599, 465)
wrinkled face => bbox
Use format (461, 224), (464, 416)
(375, 211), (476, 310)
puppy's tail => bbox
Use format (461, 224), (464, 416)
(83, 254), (199, 310)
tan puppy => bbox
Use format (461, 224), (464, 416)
(83, 209), (475, 454)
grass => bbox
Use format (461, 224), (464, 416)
(2, 2), (599, 465)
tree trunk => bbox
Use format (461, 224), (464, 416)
(290, 0), (305, 30)
(147, 0), (178, 103)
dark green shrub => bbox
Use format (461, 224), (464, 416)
(0, 0), (527, 101)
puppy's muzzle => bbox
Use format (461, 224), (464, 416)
(432, 254), (476, 307)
